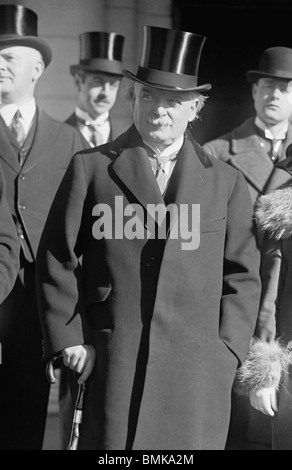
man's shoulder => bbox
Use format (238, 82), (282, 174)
(204, 118), (254, 146)
(202, 118), (255, 159)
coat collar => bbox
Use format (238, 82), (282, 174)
(229, 118), (292, 193)
(0, 114), (20, 172)
(111, 126), (210, 217)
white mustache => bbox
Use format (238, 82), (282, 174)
(149, 119), (170, 126)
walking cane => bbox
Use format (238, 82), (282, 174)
(46, 354), (87, 451)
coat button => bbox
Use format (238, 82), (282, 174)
(19, 174), (26, 180)
(19, 204), (26, 211)
(146, 256), (156, 268)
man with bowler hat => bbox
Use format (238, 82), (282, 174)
(204, 46), (292, 450)
(36, 25), (261, 450)
(204, 47), (292, 208)
(0, 4), (86, 449)
(66, 31), (131, 147)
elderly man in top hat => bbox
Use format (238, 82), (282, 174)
(36, 25), (261, 450)
(66, 31), (131, 147)
(204, 46), (292, 450)
(0, 4), (87, 450)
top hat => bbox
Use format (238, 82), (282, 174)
(70, 32), (125, 76)
(123, 26), (211, 92)
(246, 47), (292, 83)
(0, 4), (52, 67)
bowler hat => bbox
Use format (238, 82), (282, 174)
(0, 4), (52, 67)
(70, 32), (125, 76)
(246, 47), (292, 83)
(123, 26), (211, 92)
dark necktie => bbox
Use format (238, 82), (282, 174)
(10, 109), (25, 148)
(255, 126), (283, 163)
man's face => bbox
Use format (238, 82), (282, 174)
(77, 72), (121, 119)
(252, 77), (292, 126)
(0, 45), (44, 104)
(132, 84), (199, 150)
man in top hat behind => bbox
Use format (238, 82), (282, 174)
(203, 46), (292, 450)
(36, 25), (261, 450)
(66, 31), (131, 148)
(0, 4), (87, 449)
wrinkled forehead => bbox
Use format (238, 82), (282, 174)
(135, 83), (200, 102)
(0, 44), (41, 59)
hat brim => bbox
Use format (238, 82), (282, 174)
(123, 70), (212, 92)
(246, 70), (292, 84)
(70, 62), (123, 77)
(0, 35), (52, 67)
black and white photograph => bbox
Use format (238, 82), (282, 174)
(0, 0), (292, 453)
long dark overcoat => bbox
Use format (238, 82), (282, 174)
(0, 162), (19, 303)
(0, 108), (86, 449)
(36, 125), (261, 450)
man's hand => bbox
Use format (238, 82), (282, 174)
(249, 387), (278, 416)
(62, 345), (96, 384)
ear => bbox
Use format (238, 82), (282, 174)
(188, 99), (199, 123)
(32, 58), (45, 82)
(74, 73), (83, 91)
(251, 82), (258, 101)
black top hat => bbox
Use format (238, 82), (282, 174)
(0, 4), (52, 67)
(123, 26), (211, 92)
(70, 32), (125, 76)
(246, 46), (292, 83)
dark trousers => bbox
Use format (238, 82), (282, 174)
(0, 258), (50, 450)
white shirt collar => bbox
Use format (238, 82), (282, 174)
(143, 135), (184, 159)
(75, 107), (109, 127)
(0, 99), (36, 135)
(255, 116), (288, 140)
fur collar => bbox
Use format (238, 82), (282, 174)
(255, 186), (292, 239)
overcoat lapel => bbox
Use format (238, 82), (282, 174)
(112, 131), (165, 212)
(22, 109), (60, 171)
(228, 120), (292, 193)
(0, 115), (20, 173)
(148, 136), (208, 360)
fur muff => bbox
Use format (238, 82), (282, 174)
(255, 186), (292, 240)
(235, 338), (291, 394)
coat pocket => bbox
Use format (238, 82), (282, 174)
(201, 217), (226, 233)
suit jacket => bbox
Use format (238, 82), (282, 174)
(65, 111), (132, 147)
(0, 108), (87, 262)
(36, 125), (261, 450)
(203, 117), (292, 205)
(0, 162), (19, 303)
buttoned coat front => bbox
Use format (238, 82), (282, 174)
(0, 108), (86, 449)
(36, 126), (261, 450)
